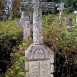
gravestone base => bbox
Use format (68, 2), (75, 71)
(25, 44), (54, 77)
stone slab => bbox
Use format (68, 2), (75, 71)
(21, 2), (55, 11)
(40, 60), (51, 77)
(29, 61), (40, 77)
(25, 44), (54, 60)
(25, 60), (53, 77)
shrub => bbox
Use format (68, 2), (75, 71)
(43, 14), (77, 77)
(0, 19), (23, 76)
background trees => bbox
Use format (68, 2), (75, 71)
(0, 0), (5, 19)
(12, 0), (22, 18)
(0, 0), (77, 19)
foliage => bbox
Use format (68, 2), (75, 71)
(43, 14), (77, 77)
(0, 0), (5, 18)
(0, 19), (23, 76)
(5, 42), (29, 77)
(43, 13), (77, 61)
(0, 18), (32, 77)
(12, 0), (23, 18)
(5, 39), (32, 77)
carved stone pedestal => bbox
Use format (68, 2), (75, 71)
(25, 44), (54, 77)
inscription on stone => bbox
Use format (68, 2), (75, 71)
(28, 60), (51, 77)
(29, 61), (40, 77)
(40, 60), (51, 77)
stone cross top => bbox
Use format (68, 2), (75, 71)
(74, 10), (77, 24)
(21, 0), (55, 44)
(57, 3), (65, 20)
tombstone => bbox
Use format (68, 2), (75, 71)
(64, 18), (72, 28)
(17, 0), (33, 41)
(17, 14), (32, 41)
(21, 0), (55, 77)
(68, 18), (72, 26)
(0, 14), (7, 22)
(74, 10), (77, 25)
(17, 10), (25, 28)
(57, 3), (65, 20)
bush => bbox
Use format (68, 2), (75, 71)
(0, 19), (23, 76)
(5, 43), (28, 77)
(43, 14), (77, 77)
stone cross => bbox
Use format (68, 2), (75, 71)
(57, 3), (65, 20)
(74, 10), (77, 24)
(21, 0), (55, 44)
(21, 0), (55, 77)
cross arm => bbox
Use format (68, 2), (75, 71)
(21, 2), (34, 11)
(21, 2), (55, 11)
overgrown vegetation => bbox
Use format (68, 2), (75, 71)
(5, 43), (28, 77)
(0, 19), (23, 77)
(43, 14), (77, 77)
(0, 0), (5, 19)
(0, 0), (77, 76)
(0, 13), (77, 77)
(0, 19), (33, 77)
(12, 0), (22, 18)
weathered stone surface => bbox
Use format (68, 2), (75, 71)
(25, 44), (54, 60)
(23, 15), (32, 41)
(17, 15), (32, 41)
(21, 0), (55, 44)
(25, 44), (54, 77)
(25, 60), (54, 77)
(41, 2), (55, 11)
(51, 64), (54, 73)
(51, 74), (54, 77)
(33, 0), (43, 44)
(25, 61), (29, 71)
(29, 61), (40, 77)
(40, 60), (51, 77)
(21, 2), (55, 11)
